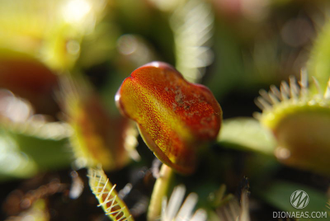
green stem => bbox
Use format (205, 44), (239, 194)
(147, 164), (173, 221)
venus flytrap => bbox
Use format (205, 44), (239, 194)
(0, 49), (59, 115)
(88, 167), (134, 221)
(4, 1), (330, 220)
(88, 167), (207, 221)
(115, 61), (222, 220)
(115, 61), (222, 174)
(59, 75), (134, 171)
(255, 72), (330, 175)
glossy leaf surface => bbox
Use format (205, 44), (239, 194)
(116, 62), (222, 174)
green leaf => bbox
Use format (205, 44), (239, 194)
(0, 128), (38, 181)
(218, 117), (276, 155)
(0, 123), (72, 181)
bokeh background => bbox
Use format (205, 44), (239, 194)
(0, 0), (329, 220)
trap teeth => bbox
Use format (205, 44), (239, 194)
(256, 75), (330, 175)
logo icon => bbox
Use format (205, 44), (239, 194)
(290, 190), (309, 209)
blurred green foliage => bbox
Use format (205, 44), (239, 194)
(0, 0), (330, 220)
